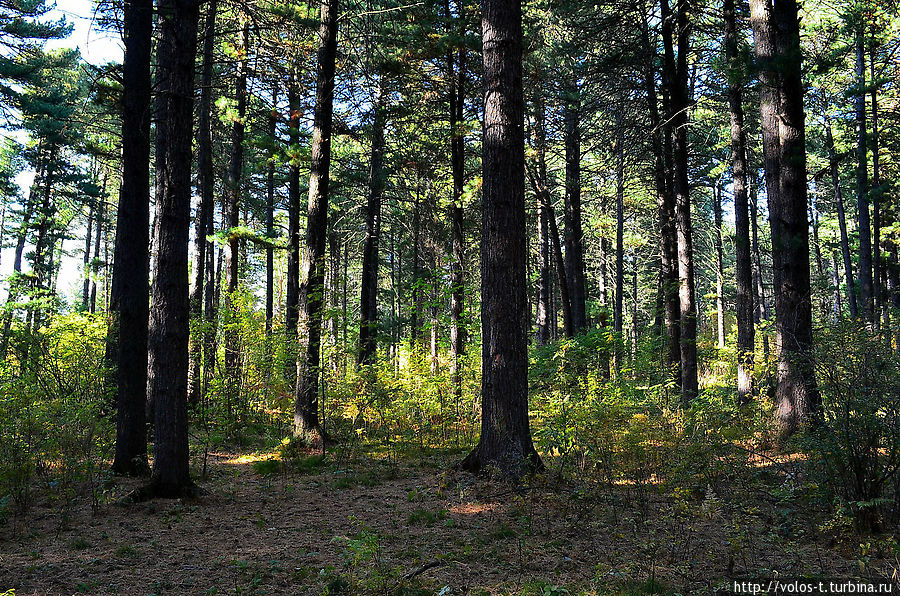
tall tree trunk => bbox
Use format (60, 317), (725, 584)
(266, 84), (277, 337)
(824, 117), (857, 318)
(110, 0), (153, 476)
(188, 0), (217, 409)
(751, 0), (820, 437)
(285, 76), (301, 385)
(460, 0), (541, 478)
(530, 94), (551, 346)
(294, 0), (338, 444)
(82, 200), (94, 308)
(663, 0), (698, 402)
(90, 194), (104, 313)
(447, 0), (467, 401)
(358, 84), (385, 366)
(714, 184), (726, 349)
(563, 85), (587, 333)
(641, 14), (680, 372)
(410, 185), (422, 347)
(725, 0), (755, 403)
(147, 0), (200, 495)
(870, 44), (883, 329)
(614, 123), (625, 337)
(224, 21), (249, 385)
(854, 25), (874, 322)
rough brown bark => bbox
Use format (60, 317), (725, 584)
(188, 0), (216, 409)
(460, 0), (541, 478)
(294, 0), (338, 444)
(111, 0), (153, 476)
(358, 85), (385, 366)
(147, 0), (200, 496)
(725, 0), (755, 404)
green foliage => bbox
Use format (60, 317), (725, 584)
(0, 313), (113, 519)
(805, 325), (900, 532)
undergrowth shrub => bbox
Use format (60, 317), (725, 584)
(806, 325), (900, 533)
(0, 313), (113, 522)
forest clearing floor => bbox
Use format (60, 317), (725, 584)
(2, 442), (897, 596)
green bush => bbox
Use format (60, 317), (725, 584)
(806, 324), (900, 532)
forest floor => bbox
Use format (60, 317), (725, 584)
(1, 443), (898, 596)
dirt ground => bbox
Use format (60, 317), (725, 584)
(1, 447), (897, 595)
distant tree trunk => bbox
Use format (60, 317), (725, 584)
(725, 0), (755, 404)
(188, 0), (217, 409)
(90, 196), (104, 313)
(266, 84), (278, 336)
(410, 186), (422, 347)
(430, 263), (440, 374)
(294, 0), (338, 444)
(110, 0), (153, 477)
(285, 76), (301, 385)
(641, 14), (680, 372)
(714, 184), (726, 349)
(224, 21), (249, 385)
(460, 0), (541, 478)
(147, 0), (199, 496)
(854, 26), (874, 323)
(530, 96), (551, 346)
(563, 85), (587, 333)
(751, 0), (820, 437)
(663, 0), (698, 402)
(831, 250), (842, 322)
(82, 200), (94, 308)
(870, 46), (883, 328)
(822, 118), (857, 319)
(359, 85), (385, 366)
(447, 1), (467, 400)
(614, 124), (625, 337)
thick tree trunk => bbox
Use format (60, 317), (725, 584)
(223, 22), (249, 385)
(725, 0), (755, 404)
(641, 15), (680, 372)
(110, 0), (153, 477)
(147, 0), (200, 496)
(752, 0), (820, 437)
(662, 0), (698, 402)
(460, 0), (541, 478)
(294, 0), (338, 444)
(188, 0), (217, 409)
(563, 87), (587, 333)
(358, 85), (385, 366)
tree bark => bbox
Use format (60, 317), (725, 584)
(358, 84), (385, 366)
(110, 0), (153, 476)
(147, 0), (200, 496)
(854, 25), (874, 322)
(725, 0), (755, 404)
(460, 0), (541, 478)
(223, 21), (249, 385)
(563, 86), (587, 333)
(752, 0), (820, 437)
(188, 0), (217, 409)
(824, 117), (857, 319)
(285, 76), (301, 385)
(294, 0), (338, 444)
